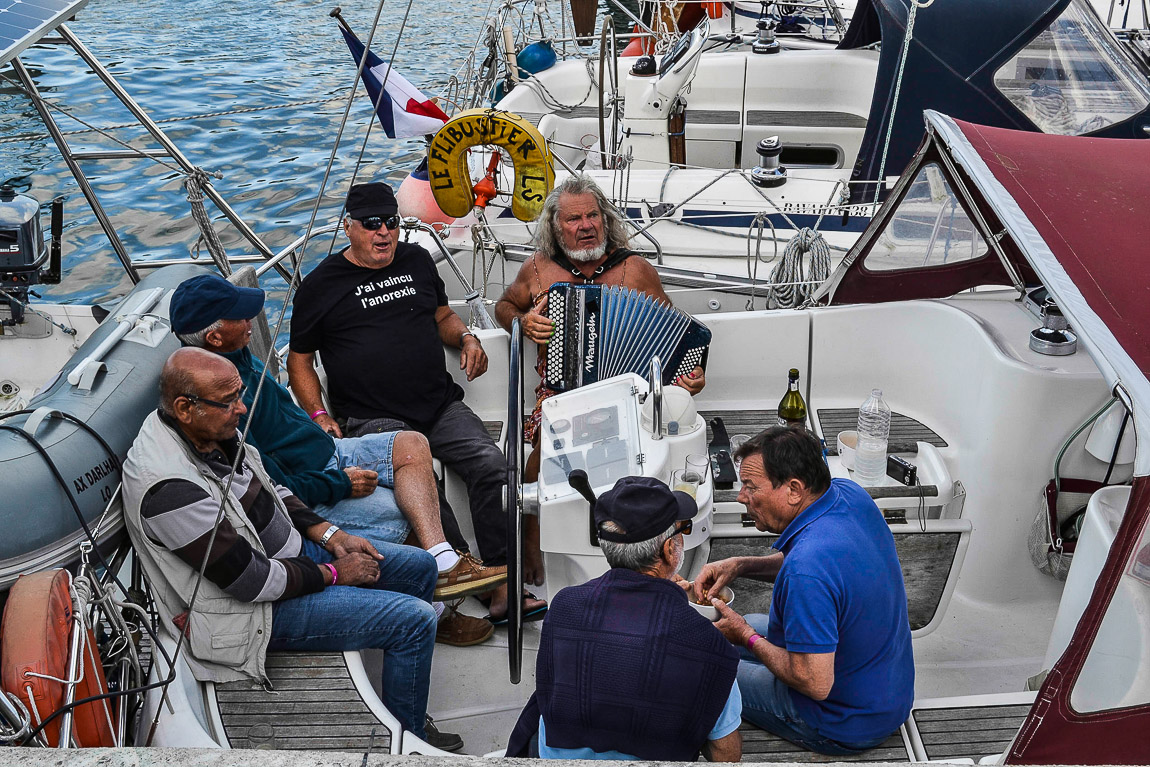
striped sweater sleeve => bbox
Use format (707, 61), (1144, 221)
(141, 479), (324, 602)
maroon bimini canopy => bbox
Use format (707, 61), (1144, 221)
(952, 118), (1150, 380)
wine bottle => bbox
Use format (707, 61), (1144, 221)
(777, 368), (807, 429)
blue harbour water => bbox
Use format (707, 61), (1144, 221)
(0, 0), (489, 317)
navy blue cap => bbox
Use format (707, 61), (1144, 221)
(346, 182), (398, 218)
(594, 476), (696, 543)
(170, 275), (265, 335)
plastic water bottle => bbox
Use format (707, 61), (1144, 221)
(854, 389), (890, 485)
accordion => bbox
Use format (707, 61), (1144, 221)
(543, 283), (711, 392)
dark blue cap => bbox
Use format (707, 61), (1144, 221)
(594, 476), (696, 543)
(170, 275), (265, 335)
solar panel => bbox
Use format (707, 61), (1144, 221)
(1, 0), (89, 68)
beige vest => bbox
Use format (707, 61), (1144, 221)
(123, 410), (283, 684)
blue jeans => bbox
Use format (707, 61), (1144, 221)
(738, 614), (889, 756)
(347, 400), (508, 566)
(270, 539), (437, 738)
(314, 431), (411, 545)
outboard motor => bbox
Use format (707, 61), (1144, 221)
(0, 185), (61, 326)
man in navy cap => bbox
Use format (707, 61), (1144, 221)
(288, 181), (543, 624)
(507, 476), (742, 762)
(171, 273), (505, 657)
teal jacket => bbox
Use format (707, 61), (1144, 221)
(221, 347), (352, 506)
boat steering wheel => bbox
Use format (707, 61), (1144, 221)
(505, 318), (526, 683)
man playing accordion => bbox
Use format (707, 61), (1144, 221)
(496, 176), (707, 584)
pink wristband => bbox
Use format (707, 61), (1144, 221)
(747, 633), (762, 650)
(309, 409), (328, 420)
(324, 562), (338, 585)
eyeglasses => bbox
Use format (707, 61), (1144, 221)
(674, 518), (693, 536)
(356, 214), (402, 231)
(182, 385), (247, 411)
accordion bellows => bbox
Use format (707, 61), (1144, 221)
(543, 284), (711, 391)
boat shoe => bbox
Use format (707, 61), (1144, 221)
(424, 714), (464, 753)
(434, 552), (507, 599)
(436, 602), (495, 647)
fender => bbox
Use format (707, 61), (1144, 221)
(427, 109), (555, 221)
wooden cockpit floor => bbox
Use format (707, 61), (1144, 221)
(215, 652), (392, 752)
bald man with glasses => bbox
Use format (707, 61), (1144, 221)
(122, 347), (443, 743)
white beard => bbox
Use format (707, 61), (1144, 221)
(566, 242), (606, 263)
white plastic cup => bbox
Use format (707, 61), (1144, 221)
(837, 430), (858, 470)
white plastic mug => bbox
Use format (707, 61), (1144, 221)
(837, 430), (858, 470)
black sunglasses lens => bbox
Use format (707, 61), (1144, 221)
(357, 215), (400, 231)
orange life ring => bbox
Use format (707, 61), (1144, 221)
(1, 569), (116, 747)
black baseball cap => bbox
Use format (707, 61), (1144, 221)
(346, 182), (398, 219)
(170, 274), (265, 335)
(594, 476), (696, 543)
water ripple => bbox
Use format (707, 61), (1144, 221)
(0, 0), (486, 331)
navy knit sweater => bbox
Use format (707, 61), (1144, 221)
(511, 568), (738, 761)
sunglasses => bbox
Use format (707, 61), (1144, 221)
(356, 214), (402, 231)
(182, 385), (247, 411)
(674, 518), (694, 536)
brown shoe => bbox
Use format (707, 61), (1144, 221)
(434, 553), (507, 599)
(436, 603), (494, 647)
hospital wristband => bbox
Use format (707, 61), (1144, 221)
(309, 409), (328, 420)
(747, 633), (762, 651)
(323, 563), (338, 586)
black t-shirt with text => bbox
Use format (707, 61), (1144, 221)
(290, 243), (463, 432)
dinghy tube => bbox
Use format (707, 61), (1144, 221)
(0, 264), (210, 590)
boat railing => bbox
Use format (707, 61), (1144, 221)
(10, 25), (284, 286)
(443, 0), (852, 111)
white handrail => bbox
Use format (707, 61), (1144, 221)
(66, 287), (164, 386)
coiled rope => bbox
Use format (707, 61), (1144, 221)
(770, 228), (831, 308)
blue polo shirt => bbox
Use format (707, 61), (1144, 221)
(767, 478), (914, 743)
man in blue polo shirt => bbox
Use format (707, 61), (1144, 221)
(693, 426), (914, 755)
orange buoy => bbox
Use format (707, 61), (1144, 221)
(1, 569), (116, 747)
(396, 157), (456, 227)
(621, 25), (655, 56)
(704, 1), (725, 19)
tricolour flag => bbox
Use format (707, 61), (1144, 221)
(340, 27), (449, 139)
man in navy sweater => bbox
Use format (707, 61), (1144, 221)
(170, 274), (505, 653)
(508, 476), (742, 761)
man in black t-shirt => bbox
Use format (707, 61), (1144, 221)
(289, 182), (541, 623)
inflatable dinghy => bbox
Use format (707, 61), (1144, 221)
(0, 264), (210, 590)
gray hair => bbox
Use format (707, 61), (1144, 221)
(599, 522), (677, 572)
(176, 319), (223, 349)
(532, 175), (630, 260)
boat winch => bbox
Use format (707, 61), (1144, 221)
(0, 186), (61, 327)
(750, 136), (787, 187)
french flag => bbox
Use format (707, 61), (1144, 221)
(341, 27), (449, 139)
